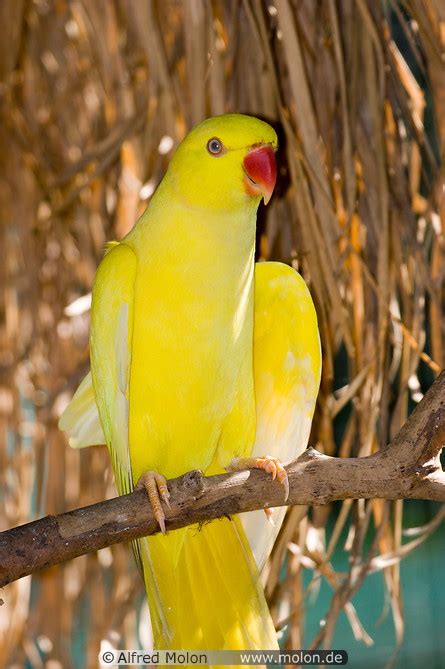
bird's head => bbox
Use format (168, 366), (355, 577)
(166, 114), (278, 212)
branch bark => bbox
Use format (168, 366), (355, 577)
(1, 371), (444, 589)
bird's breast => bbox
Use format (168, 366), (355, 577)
(126, 213), (257, 481)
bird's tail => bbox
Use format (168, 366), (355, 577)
(139, 515), (277, 666)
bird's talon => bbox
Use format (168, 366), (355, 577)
(136, 471), (170, 534)
(264, 507), (275, 525)
(282, 476), (290, 502)
(158, 515), (166, 535)
(226, 455), (289, 499)
(162, 493), (172, 510)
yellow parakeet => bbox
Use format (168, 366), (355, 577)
(59, 114), (321, 657)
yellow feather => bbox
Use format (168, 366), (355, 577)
(59, 261), (322, 569)
(242, 261), (321, 568)
(90, 242), (136, 497)
(121, 137), (271, 654)
(59, 114), (322, 664)
(58, 371), (104, 448)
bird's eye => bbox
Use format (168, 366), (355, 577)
(207, 137), (223, 155)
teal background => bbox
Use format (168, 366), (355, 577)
(301, 501), (445, 668)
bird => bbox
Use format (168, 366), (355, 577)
(59, 113), (321, 657)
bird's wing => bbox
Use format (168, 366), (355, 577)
(240, 261), (321, 570)
(58, 371), (105, 448)
(59, 258), (321, 572)
(89, 241), (137, 497)
(57, 247), (122, 449)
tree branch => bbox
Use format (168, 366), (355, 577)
(1, 371), (444, 589)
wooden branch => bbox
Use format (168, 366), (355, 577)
(1, 371), (444, 589)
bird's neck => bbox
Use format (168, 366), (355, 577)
(126, 182), (258, 323)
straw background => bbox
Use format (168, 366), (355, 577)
(0, 1), (444, 667)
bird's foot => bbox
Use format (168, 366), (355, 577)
(226, 455), (289, 502)
(263, 506), (276, 525)
(135, 471), (171, 534)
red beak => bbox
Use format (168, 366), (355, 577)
(243, 145), (277, 204)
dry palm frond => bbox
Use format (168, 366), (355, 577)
(0, 1), (443, 666)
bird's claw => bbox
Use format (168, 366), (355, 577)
(226, 455), (289, 501)
(263, 506), (275, 525)
(136, 471), (170, 534)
